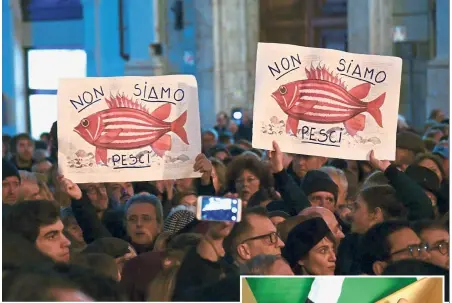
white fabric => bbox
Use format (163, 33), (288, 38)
(307, 277), (345, 303)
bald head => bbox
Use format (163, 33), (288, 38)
(298, 207), (345, 241)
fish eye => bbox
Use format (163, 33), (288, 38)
(279, 85), (287, 95)
(81, 119), (89, 127)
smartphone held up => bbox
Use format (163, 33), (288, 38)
(196, 196), (242, 223)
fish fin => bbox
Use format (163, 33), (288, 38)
(285, 116), (299, 135)
(305, 65), (347, 90)
(151, 103), (171, 120)
(93, 123), (105, 142)
(96, 129), (122, 144)
(171, 111), (189, 144)
(348, 83), (371, 99)
(344, 114), (366, 136)
(108, 94), (151, 114)
(95, 147), (108, 164)
(151, 134), (172, 157)
(367, 92), (385, 127)
(289, 99), (317, 115)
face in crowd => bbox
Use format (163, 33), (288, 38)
(2, 175), (20, 204)
(418, 227), (449, 269)
(350, 194), (383, 234)
(16, 137), (34, 162)
(84, 183), (109, 211)
(235, 213), (285, 262)
(36, 218), (71, 263)
(299, 236), (336, 275)
(106, 182), (134, 205)
(125, 202), (161, 246)
(202, 131), (217, 152)
(291, 155), (326, 178)
(308, 191), (336, 213)
(299, 207), (345, 243)
(373, 227), (431, 275)
(235, 170), (260, 202)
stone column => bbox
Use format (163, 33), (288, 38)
(426, 0), (450, 117)
(214, 0), (259, 113)
(347, 0), (393, 56)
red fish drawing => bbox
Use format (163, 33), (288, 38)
(74, 94), (188, 165)
(271, 65), (386, 136)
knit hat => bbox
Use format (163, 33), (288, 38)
(301, 170), (338, 201)
(3, 159), (20, 181)
(163, 209), (196, 235)
(405, 165), (440, 194)
(282, 217), (330, 267)
(396, 131), (425, 154)
(82, 237), (130, 258)
(266, 199), (294, 216)
(268, 210), (290, 220)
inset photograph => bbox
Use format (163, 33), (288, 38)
(242, 276), (443, 303)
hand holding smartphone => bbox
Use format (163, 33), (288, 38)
(196, 196), (242, 222)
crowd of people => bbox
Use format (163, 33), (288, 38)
(2, 108), (450, 301)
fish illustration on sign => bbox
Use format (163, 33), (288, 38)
(74, 94), (189, 165)
(271, 65), (386, 136)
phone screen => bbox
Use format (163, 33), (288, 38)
(198, 196), (241, 222)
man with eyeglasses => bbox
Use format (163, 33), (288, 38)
(412, 220), (449, 269)
(360, 220), (431, 275)
(223, 206), (285, 265)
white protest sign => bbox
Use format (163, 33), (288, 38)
(57, 75), (202, 183)
(252, 43), (403, 160)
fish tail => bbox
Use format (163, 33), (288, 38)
(171, 111), (189, 144)
(367, 92), (385, 128)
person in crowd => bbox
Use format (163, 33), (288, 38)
(3, 134), (12, 159)
(412, 220), (449, 269)
(202, 129), (219, 155)
(40, 132), (50, 144)
(4, 200), (71, 263)
(226, 154), (274, 206)
(283, 217), (337, 275)
(16, 171), (54, 202)
(319, 166), (348, 214)
(240, 254), (294, 275)
(268, 210), (290, 225)
(2, 158), (21, 205)
(211, 157), (227, 194)
(299, 207), (345, 243)
(214, 111), (230, 134)
(31, 158), (53, 174)
(33, 140), (49, 162)
(235, 110), (253, 142)
(414, 153), (446, 183)
(423, 137), (437, 151)
(61, 207), (87, 253)
(218, 131), (234, 146)
(228, 120), (239, 137)
(106, 182), (134, 205)
(247, 187), (280, 208)
(360, 220), (431, 275)
(429, 109), (446, 123)
(209, 145), (230, 162)
(350, 185), (405, 235)
(172, 220), (235, 300)
(287, 154), (327, 186)
(72, 253), (121, 281)
(432, 144), (449, 178)
(395, 131), (425, 171)
(405, 165), (441, 218)
(302, 170), (339, 214)
(11, 133), (35, 172)
(223, 207), (284, 265)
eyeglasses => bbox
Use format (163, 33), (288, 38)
(241, 231), (281, 245)
(389, 243), (429, 258)
(429, 241), (449, 255)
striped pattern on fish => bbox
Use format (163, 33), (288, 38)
(271, 65), (386, 136)
(74, 95), (188, 164)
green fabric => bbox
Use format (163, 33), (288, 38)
(246, 277), (417, 303)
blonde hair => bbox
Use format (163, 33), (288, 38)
(16, 171), (54, 202)
(146, 250), (187, 301)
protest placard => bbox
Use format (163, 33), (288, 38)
(57, 75), (201, 183)
(252, 43), (403, 160)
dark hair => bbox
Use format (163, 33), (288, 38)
(411, 220), (449, 235)
(359, 220), (412, 275)
(3, 263), (126, 301)
(172, 190), (197, 207)
(227, 144), (247, 157)
(413, 152), (446, 181)
(383, 259), (448, 276)
(225, 154), (274, 193)
(362, 171), (389, 188)
(223, 207), (269, 259)
(240, 254), (289, 275)
(11, 133), (33, 153)
(34, 140), (47, 150)
(72, 253), (119, 281)
(247, 188), (280, 208)
(167, 232), (203, 250)
(3, 200), (60, 242)
(423, 138), (437, 151)
(40, 132), (50, 139)
(218, 132), (234, 145)
(359, 185), (405, 220)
